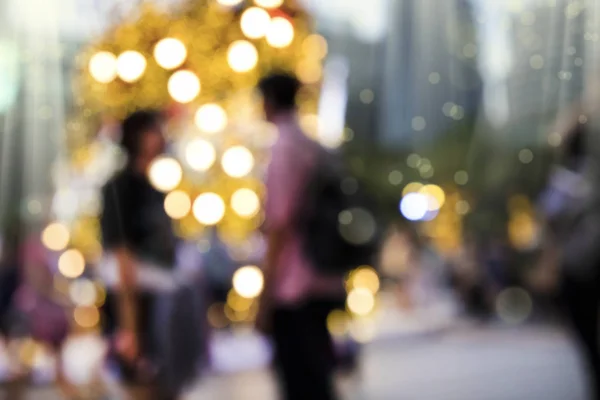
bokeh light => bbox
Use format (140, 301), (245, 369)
(327, 310), (350, 337)
(302, 34), (328, 59)
(222, 146), (254, 178)
(59, 249), (85, 279)
(168, 70), (201, 103)
(116, 51), (147, 83)
(232, 265), (264, 299)
(400, 193), (429, 221)
(89, 51), (118, 83)
(217, 0), (243, 5)
(296, 59), (323, 84)
(495, 287), (533, 324)
(348, 266), (380, 294)
(231, 188), (261, 218)
(266, 17), (294, 48)
(402, 182), (424, 196)
(241, 7), (271, 39)
(195, 103), (228, 133)
(154, 38), (187, 70)
(73, 306), (100, 328)
(69, 279), (97, 307)
(185, 138), (216, 171)
(193, 193), (226, 225)
(164, 190), (192, 219)
(41, 222), (70, 251)
(338, 208), (377, 245)
(454, 171), (469, 185)
(419, 184), (446, 211)
(148, 157), (183, 192)
(227, 40), (258, 73)
(347, 287), (376, 316)
(255, 0), (283, 8)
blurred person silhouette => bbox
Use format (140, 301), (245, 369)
(100, 110), (202, 400)
(540, 114), (600, 399)
(2, 233), (75, 399)
(255, 73), (346, 400)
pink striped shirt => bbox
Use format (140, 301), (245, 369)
(265, 113), (344, 305)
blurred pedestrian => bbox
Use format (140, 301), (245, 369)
(255, 73), (346, 400)
(3, 233), (74, 399)
(99, 110), (202, 400)
(540, 115), (600, 399)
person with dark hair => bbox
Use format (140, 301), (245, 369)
(256, 72), (344, 400)
(99, 110), (202, 399)
(540, 115), (600, 399)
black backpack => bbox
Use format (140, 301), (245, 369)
(297, 152), (382, 275)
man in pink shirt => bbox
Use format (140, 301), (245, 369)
(256, 73), (343, 400)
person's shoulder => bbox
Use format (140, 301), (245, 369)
(102, 170), (131, 196)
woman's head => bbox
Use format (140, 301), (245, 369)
(120, 110), (165, 171)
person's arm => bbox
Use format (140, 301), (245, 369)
(257, 141), (305, 332)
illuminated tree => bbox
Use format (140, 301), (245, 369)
(57, 0), (328, 259)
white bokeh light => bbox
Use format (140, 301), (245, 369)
(231, 188), (261, 218)
(222, 146), (254, 178)
(227, 40), (258, 73)
(233, 265), (264, 299)
(266, 17), (294, 48)
(148, 157), (183, 192)
(255, 0), (283, 8)
(185, 139), (216, 172)
(168, 70), (201, 103)
(193, 193), (226, 225)
(89, 51), (118, 83)
(195, 104), (228, 133)
(241, 7), (271, 39)
(154, 38), (187, 70)
(400, 193), (429, 221)
(116, 51), (147, 83)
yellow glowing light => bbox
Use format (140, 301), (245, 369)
(89, 52), (118, 83)
(347, 287), (376, 317)
(217, 0), (243, 5)
(58, 249), (85, 279)
(419, 184), (446, 211)
(296, 59), (323, 84)
(266, 17), (294, 48)
(154, 38), (187, 70)
(327, 310), (350, 337)
(168, 70), (201, 103)
(193, 193), (226, 225)
(227, 40), (258, 73)
(148, 157), (183, 192)
(69, 279), (97, 307)
(241, 7), (271, 39)
(195, 104), (228, 133)
(231, 188), (261, 218)
(255, 0), (283, 8)
(116, 51), (147, 83)
(41, 222), (70, 251)
(164, 190), (192, 220)
(302, 34), (328, 60)
(222, 146), (254, 178)
(232, 266), (264, 299)
(402, 182), (424, 197)
(74, 306), (100, 328)
(185, 139), (216, 171)
(349, 267), (380, 294)
(227, 290), (253, 312)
